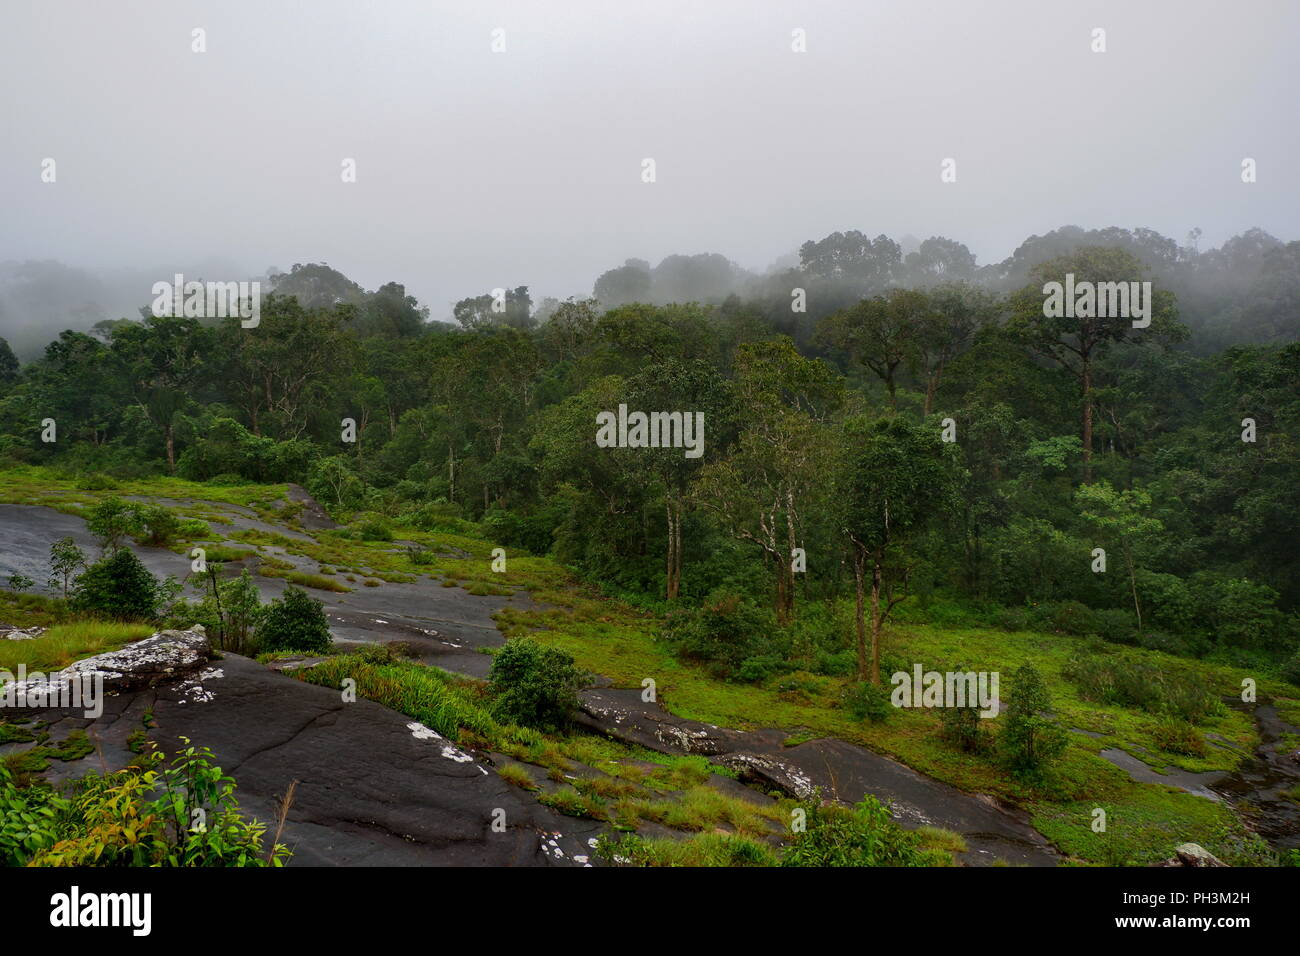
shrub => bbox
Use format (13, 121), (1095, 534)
(74, 472), (119, 491)
(1, 740), (290, 867)
(938, 703), (991, 753)
(85, 496), (142, 553)
(1047, 600), (1099, 636)
(813, 648), (856, 677)
(1152, 718), (1208, 757)
(999, 664), (1069, 778)
(133, 504), (180, 546)
(780, 795), (949, 867)
(257, 585), (331, 654)
(488, 638), (584, 732)
(1062, 656), (1223, 724)
(843, 681), (892, 723)
(354, 517), (393, 541)
(1281, 653), (1300, 689)
(481, 505), (562, 556)
(734, 654), (789, 684)
(661, 592), (774, 678)
(1092, 608), (1138, 644)
(71, 549), (171, 620)
(993, 605), (1031, 632)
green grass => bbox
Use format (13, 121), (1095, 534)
(594, 831), (780, 866)
(4, 467), (1288, 866)
(286, 572), (351, 593)
(0, 620), (154, 674)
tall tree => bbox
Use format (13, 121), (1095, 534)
(837, 416), (961, 683)
(1008, 247), (1185, 480)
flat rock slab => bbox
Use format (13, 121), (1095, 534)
(578, 687), (1059, 867)
(21, 654), (592, 866)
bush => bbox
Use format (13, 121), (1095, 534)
(813, 648), (856, 677)
(1092, 608), (1138, 645)
(85, 496), (142, 553)
(780, 795), (950, 867)
(134, 504), (180, 546)
(354, 516), (393, 541)
(71, 549), (171, 620)
(481, 504), (562, 556)
(488, 638), (584, 732)
(993, 605), (1031, 632)
(0, 741), (290, 866)
(1062, 656), (1223, 724)
(1281, 653), (1300, 689)
(734, 654), (788, 684)
(1047, 600), (1099, 636)
(661, 592), (774, 678)
(1152, 718), (1208, 757)
(257, 585), (331, 654)
(939, 703), (991, 754)
(843, 681), (892, 723)
(999, 664), (1069, 778)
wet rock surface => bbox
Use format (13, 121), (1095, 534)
(576, 687), (1059, 866)
(16, 649), (593, 866)
(1214, 700), (1300, 851)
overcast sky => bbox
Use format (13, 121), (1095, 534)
(2, 0), (1297, 318)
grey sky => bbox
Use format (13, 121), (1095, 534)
(2, 0), (1297, 320)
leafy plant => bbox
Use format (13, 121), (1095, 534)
(488, 637), (584, 732)
(257, 585), (331, 654)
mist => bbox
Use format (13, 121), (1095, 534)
(2, 0), (1298, 349)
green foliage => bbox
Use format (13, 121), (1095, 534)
(133, 503), (180, 546)
(487, 637), (584, 732)
(780, 795), (950, 867)
(70, 549), (172, 621)
(999, 664), (1069, 778)
(48, 536), (85, 597)
(661, 592), (775, 679)
(1062, 656), (1224, 723)
(843, 681), (892, 723)
(298, 653), (541, 748)
(85, 496), (142, 553)
(1151, 718), (1208, 757)
(257, 585), (331, 654)
(0, 740), (290, 867)
(939, 702), (991, 753)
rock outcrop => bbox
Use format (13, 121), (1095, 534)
(3, 627), (211, 708)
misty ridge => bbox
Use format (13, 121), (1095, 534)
(2, 223), (1297, 361)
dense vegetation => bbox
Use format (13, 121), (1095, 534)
(1, 223), (1297, 867)
(2, 225), (1295, 686)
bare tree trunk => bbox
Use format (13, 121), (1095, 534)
(853, 547), (868, 681)
(869, 554), (884, 685)
(1125, 546), (1143, 631)
(665, 500), (679, 600)
(1081, 358), (1093, 482)
(785, 490), (798, 616)
(165, 423), (175, 474)
(673, 506), (683, 598)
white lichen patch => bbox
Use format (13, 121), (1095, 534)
(406, 721), (477, 764)
(407, 721), (442, 740)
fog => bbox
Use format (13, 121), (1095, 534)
(2, 0), (1297, 349)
